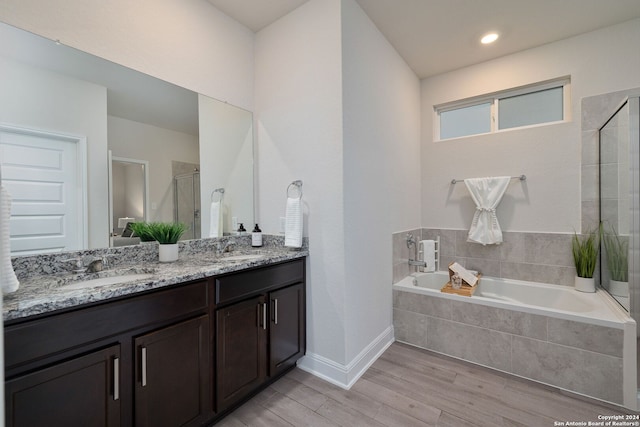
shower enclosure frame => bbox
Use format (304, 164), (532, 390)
(598, 95), (640, 408)
(173, 171), (201, 241)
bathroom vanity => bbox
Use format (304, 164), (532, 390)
(4, 246), (306, 427)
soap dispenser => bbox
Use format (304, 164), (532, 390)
(237, 223), (246, 235)
(252, 224), (263, 247)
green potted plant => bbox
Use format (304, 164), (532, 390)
(147, 222), (187, 262)
(571, 227), (599, 292)
(602, 224), (628, 297)
(129, 222), (156, 242)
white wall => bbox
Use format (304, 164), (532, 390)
(255, 0), (420, 386)
(341, 0), (420, 365)
(0, 0), (254, 111)
(0, 57), (109, 248)
(421, 19), (640, 233)
(255, 0), (347, 369)
(108, 116), (199, 223)
(199, 95), (254, 236)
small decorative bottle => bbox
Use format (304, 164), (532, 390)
(451, 273), (462, 289)
(252, 224), (263, 247)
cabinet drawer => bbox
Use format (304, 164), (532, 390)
(215, 259), (304, 305)
(5, 280), (208, 370)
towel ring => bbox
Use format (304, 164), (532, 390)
(211, 188), (225, 202)
(287, 180), (303, 199)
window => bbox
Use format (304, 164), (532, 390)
(440, 102), (491, 139)
(435, 78), (569, 140)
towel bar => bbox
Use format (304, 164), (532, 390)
(210, 188), (224, 202)
(451, 175), (526, 185)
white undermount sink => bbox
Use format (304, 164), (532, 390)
(60, 273), (155, 290)
(220, 254), (265, 262)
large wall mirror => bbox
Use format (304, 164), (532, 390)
(0, 21), (254, 255)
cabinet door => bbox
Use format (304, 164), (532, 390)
(5, 345), (121, 427)
(134, 315), (209, 427)
(216, 295), (267, 411)
(269, 283), (305, 376)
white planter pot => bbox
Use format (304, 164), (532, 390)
(575, 276), (596, 293)
(158, 243), (179, 263)
(608, 279), (629, 297)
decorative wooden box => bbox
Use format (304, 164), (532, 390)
(440, 262), (482, 297)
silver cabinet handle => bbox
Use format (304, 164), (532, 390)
(141, 347), (147, 387)
(274, 299), (278, 325)
(113, 357), (120, 401)
(262, 303), (267, 330)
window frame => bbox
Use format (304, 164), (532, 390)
(434, 77), (571, 141)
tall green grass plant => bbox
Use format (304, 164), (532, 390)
(572, 227), (599, 278)
(602, 224), (628, 282)
(146, 222), (187, 244)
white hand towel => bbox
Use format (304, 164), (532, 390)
(464, 176), (511, 245)
(420, 240), (436, 272)
(1, 186), (19, 294)
(284, 197), (303, 248)
(208, 201), (223, 238)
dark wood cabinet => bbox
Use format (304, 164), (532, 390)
(4, 280), (209, 427)
(5, 345), (121, 427)
(216, 296), (267, 411)
(134, 316), (209, 427)
(269, 283), (305, 377)
(4, 258), (306, 426)
(214, 261), (306, 413)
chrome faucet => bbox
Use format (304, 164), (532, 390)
(85, 258), (105, 273)
(62, 257), (86, 273)
(406, 233), (427, 268)
(215, 239), (236, 255)
(62, 255), (111, 273)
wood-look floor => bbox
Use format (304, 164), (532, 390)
(216, 342), (636, 427)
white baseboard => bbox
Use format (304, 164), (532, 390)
(297, 326), (394, 389)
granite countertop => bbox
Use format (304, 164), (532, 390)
(4, 247), (308, 322)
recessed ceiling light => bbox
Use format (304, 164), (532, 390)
(481, 33), (499, 44)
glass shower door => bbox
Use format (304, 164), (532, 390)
(174, 172), (201, 240)
(599, 101), (631, 310)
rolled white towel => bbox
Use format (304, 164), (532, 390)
(209, 201), (223, 238)
(420, 240), (435, 272)
(1, 186), (19, 294)
(284, 197), (303, 248)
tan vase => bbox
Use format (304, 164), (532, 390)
(574, 276), (595, 293)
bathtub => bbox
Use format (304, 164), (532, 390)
(392, 271), (637, 409)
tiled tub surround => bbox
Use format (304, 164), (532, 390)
(5, 234), (308, 321)
(393, 272), (637, 408)
(393, 228), (582, 286)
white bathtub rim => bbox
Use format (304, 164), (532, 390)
(394, 272), (634, 329)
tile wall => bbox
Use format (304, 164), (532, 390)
(393, 228), (577, 287)
(393, 289), (624, 404)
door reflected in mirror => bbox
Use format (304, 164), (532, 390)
(174, 168), (201, 241)
(0, 21), (254, 255)
(110, 156), (148, 247)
